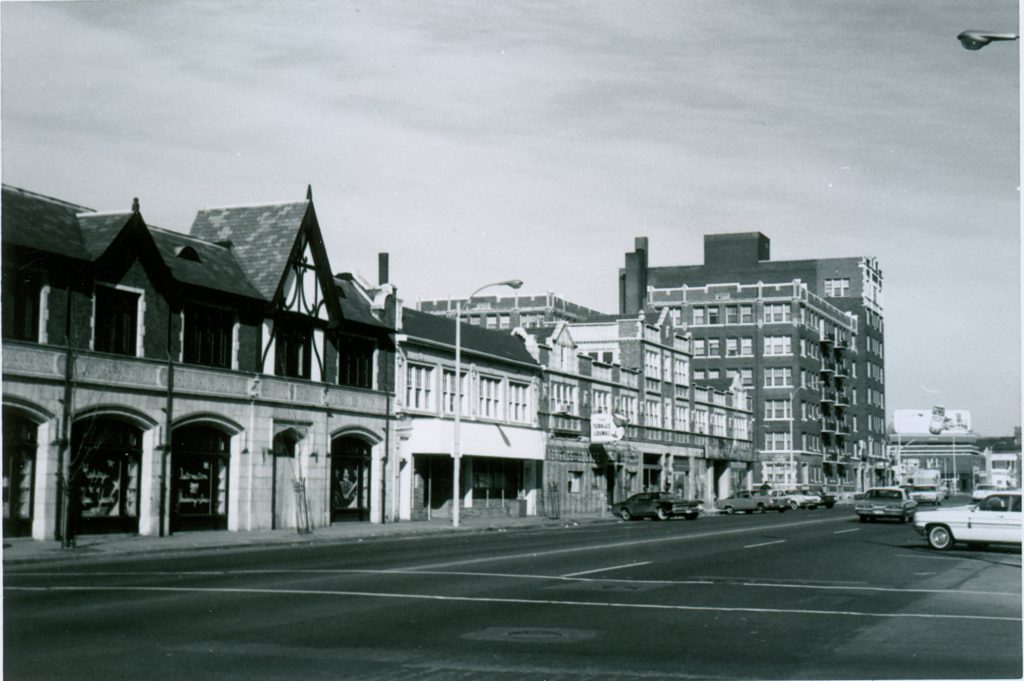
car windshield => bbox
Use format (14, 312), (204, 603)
(913, 486), (937, 492)
(867, 490), (902, 500)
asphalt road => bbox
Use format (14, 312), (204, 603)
(5, 505), (1021, 680)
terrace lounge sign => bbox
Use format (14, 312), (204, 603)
(591, 413), (627, 443)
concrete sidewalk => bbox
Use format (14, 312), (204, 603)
(2, 512), (618, 565)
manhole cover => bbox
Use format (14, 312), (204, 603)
(462, 627), (596, 644)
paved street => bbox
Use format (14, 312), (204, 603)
(5, 505), (1021, 681)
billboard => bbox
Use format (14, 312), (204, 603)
(893, 407), (972, 436)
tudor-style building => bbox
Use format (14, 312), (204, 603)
(2, 185), (395, 542)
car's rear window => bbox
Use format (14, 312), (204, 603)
(867, 490), (901, 500)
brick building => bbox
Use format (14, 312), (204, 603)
(521, 311), (755, 514)
(621, 234), (886, 493)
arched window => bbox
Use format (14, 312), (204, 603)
(71, 418), (142, 535)
(171, 425), (230, 531)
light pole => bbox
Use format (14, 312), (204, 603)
(957, 30), (1019, 50)
(452, 279), (523, 528)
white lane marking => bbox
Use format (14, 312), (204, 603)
(744, 540), (785, 549)
(10, 569), (1016, 597)
(6, 584), (1019, 622)
(833, 528), (860, 535)
(562, 561), (651, 578)
(407, 516), (847, 570)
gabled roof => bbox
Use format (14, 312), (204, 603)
(402, 308), (538, 366)
(189, 201), (310, 300)
(1, 185), (91, 259)
(149, 226), (264, 300)
(77, 212), (134, 259)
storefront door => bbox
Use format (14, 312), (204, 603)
(171, 425), (229, 532)
(3, 411), (36, 538)
(331, 437), (371, 521)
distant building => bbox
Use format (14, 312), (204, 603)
(620, 234), (886, 493)
(973, 427), (1020, 489)
(417, 291), (607, 329)
(890, 408), (981, 493)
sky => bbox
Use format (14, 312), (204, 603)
(1, 0), (1020, 435)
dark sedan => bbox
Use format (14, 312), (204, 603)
(611, 492), (701, 521)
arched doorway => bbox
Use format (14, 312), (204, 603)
(331, 436), (371, 522)
(171, 425), (229, 532)
(3, 410), (37, 537)
(70, 418), (142, 535)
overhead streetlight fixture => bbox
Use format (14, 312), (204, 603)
(451, 278), (523, 528)
(957, 30), (1019, 50)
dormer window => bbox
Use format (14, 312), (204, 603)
(2, 267), (41, 342)
(174, 245), (201, 262)
(94, 285), (141, 356)
(183, 303), (234, 369)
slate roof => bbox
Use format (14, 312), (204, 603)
(77, 213), (134, 259)
(402, 308), (538, 366)
(1, 185), (91, 259)
(149, 226), (264, 300)
(189, 202), (310, 300)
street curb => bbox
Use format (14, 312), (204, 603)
(2, 515), (621, 566)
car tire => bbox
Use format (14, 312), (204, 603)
(656, 507), (670, 521)
(756, 503), (766, 514)
(619, 509), (632, 521)
(858, 515), (867, 523)
(684, 513), (698, 521)
(927, 524), (954, 551)
(789, 500), (799, 511)
(723, 505), (735, 515)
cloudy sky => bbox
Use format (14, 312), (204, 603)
(2, 0), (1019, 434)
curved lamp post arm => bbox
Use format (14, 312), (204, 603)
(957, 30), (1019, 50)
(452, 278), (523, 528)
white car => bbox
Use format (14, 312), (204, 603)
(913, 490), (1022, 550)
(770, 489), (821, 510)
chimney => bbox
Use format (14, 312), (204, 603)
(620, 236), (649, 316)
(378, 252), (389, 285)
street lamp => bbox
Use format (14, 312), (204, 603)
(957, 30), (1019, 50)
(452, 278), (523, 528)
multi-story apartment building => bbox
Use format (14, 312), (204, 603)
(621, 234), (886, 492)
(417, 291), (606, 329)
(2, 185), (396, 542)
(521, 311), (755, 514)
(392, 305), (545, 520)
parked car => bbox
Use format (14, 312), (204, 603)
(854, 486), (917, 523)
(971, 484), (1002, 502)
(914, 490), (1022, 550)
(715, 490), (788, 514)
(799, 486), (836, 508)
(612, 492), (701, 521)
(909, 485), (942, 506)
(770, 489), (821, 510)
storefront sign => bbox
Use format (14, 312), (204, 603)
(590, 413), (625, 444)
